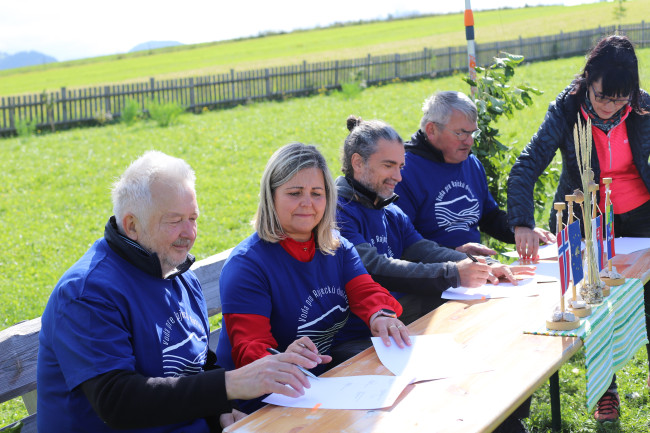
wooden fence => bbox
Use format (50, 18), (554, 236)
(1, 22), (648, 137)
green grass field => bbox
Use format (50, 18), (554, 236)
(1, 1), (649, 96)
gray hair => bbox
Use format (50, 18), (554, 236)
(254, 142), (339, 255)
(341, 115), (402, 177)
(112, 150), (196, 232)
(419, 91), (477, 132)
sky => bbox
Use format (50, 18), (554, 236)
(0, 0), (605, 62)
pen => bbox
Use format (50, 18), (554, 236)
(466, 252), (479, 262)
(266, 347), (319, 380)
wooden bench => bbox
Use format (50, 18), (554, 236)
(0, 248), (232, 433)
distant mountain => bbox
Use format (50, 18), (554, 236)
(0, 51), (57, 70)
(129, 41), (183, 53)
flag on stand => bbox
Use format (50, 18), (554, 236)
(605, 203), (615, 260)
(568, 220), (583, 285)
(557, 226), (570, 296)
(592, 215), (604, 271)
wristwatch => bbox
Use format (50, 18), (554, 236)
(375, 308), (397, 319)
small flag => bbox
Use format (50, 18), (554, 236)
(568, 220), (583, 285)
(557, 226), (571, 296)
(605, 204), (615, 260)
(592, 215), (604, 272)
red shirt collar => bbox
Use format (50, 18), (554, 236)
(279, 234), (316, 262)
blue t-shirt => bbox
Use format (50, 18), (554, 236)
(395, 153), (499, 248)
(216, 232), (368, 373)
(334, 197), (422, 342)
(37, 239), (210, 433)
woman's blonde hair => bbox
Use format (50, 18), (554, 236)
(254, 142), (339, 255)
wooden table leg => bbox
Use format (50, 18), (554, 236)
(549, 371), (562, 432)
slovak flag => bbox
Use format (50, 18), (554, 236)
(592, 215), (604, 271)
(606, 204), (615, 260)
(557, 226), (571, 296)
(568, 220), (583, 286)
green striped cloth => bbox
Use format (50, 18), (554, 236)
(524, 278), (648, 410)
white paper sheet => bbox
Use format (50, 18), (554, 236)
(371, 335), (493, 382)
(502, 243), (558, 259)
(512, 260), (560, 283)
(441, 277), (540, 300)
(613, 237), (650, 255)
(262, 374), (412, 409)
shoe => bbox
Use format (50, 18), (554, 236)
(593, 391), (620, 422)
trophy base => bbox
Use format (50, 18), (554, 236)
(546, 318), (581, 331)
(569, 305), (592, 317)
(601, 277), (625, 287)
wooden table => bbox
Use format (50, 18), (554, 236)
(613, 248), (650, 284)
(225, 249), (649, 433)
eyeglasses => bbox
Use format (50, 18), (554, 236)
(590, 84), (630, 107)
(437, 123), (481, 141)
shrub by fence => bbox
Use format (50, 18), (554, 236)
(1, 22), (648, 136)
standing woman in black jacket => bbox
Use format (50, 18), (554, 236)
(507, 34), (650, 424)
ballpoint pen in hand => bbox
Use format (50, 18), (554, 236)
(266, 347), (319, 380)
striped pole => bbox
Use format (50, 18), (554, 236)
(465, 0), (477, 97)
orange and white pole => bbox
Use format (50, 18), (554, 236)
(465, 0), (477, 97)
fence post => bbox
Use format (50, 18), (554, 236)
(641, 20), (645, 48)
(9, 97), (15, 131)
(366, 54), (371, 83)
(302, 60), (307, 90)
(230, 69), (236, 101)
(60, 87), (67, 123)
(334, 60), (339, 88)
(150, 78), (156, 101)
(423, 48), (428, 75)
(104, 86), (111, 115)
(189, 77), (195, 109)
(265, 68), (271, 97)
(394, 53), (399, 80)
(448, 47), (452, 72)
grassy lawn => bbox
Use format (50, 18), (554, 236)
(2, 45), (649, 432)
(1, 1), (649, 96)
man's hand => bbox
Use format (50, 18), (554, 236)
(514, 226), (556, 259)
(489, 263), (536, 285)
(225, 344), (322, 400)
(369, 315), (411, 349)
(285, 336), (332, 366)
(455, 242), (497, 256)
(456, 257), (496, 287)
(219, 409), (247, 429)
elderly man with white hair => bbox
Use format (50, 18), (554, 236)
(37, 150), (317, 433)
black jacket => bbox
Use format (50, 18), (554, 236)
(507, 85), (650, 232)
